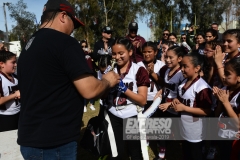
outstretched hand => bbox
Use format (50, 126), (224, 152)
(102, 71), (120, 88)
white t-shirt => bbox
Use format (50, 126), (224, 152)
(0, 73), (20, 115)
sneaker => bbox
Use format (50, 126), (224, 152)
(84, 106), (87, 112)
(206, 147), (217, 160)
(89, 105), (96, 111)
(158, 146), (166, 159)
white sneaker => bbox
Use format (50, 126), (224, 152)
(89, 105), (96, 111)
(158, 146), (166, 159)
(84, 106), (87, 112)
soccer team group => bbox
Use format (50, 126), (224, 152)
(0, 0), (240, 160)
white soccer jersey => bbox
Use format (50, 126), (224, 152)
(160, 66), (185, 114)
(218, 86), (240, 139)
(0, 73), (20, 115)
(137, 60), (165, 101)
(177, 76), (212, 142)
(107, 62), (149, 119)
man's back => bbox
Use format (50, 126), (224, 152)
(17, 28), (93, 148)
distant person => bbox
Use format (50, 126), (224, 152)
(80, 40), (96, 112)
(0, 40), (8, 51)
(92, 26), (114, 65)
(126, 22), (146, 63)
(211, 22), (222, 41)
(156, 29), (170, 60)
(0, 50), (20, 132)
(17, 0), (120, 159)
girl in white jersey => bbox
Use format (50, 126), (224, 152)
(171, 53), (212, 160)
(213, 58), (240, 160)
(137, 41), (165, 116)
(155, 45), (186, 159)
(106, 37), (150, 160)
(0, 50), (20, 132)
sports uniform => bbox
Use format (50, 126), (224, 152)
(137, 60), (164, 117)
(218, 87), (240, 138)
(0, 71), (20, 132)
(177, 76), (212, 160)
(159, 65), (185, 115)
(137, 60), (165, 101)
(106, 62), (150, 160)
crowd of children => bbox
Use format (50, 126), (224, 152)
(1, 28), (240, 160)
(93, 29), (240, 160)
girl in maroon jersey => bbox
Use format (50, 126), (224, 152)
(213, 57), (240, 160)
(214, 29), (240, 85)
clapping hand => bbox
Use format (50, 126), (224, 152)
(213, 86), (229, 104)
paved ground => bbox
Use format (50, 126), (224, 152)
(0, 130), (23, 160)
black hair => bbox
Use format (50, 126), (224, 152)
(168, 33), (177, 39)
(202, 40), (223, 82)
(223, 29), (240, 43)
(184, 52), (204, 72)
(163, 29), (170, 33)
(162, 40), (176, 47)
(205, 28), (218, 40)
(211, 22), (219, 26)
(142, 41), (158, 52)
(167, 45), (188, 57)
(40, 11), (59, 25)
(225, 57), (240, 76)
(197, 33), (205, 39)
(98, 55), (111, 69)
(205, 40), (223, 50)
(80, 40), (88, 48)
(0, 50), (16, 63)
(113, 37), (133, 51)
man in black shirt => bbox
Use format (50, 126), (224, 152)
(211, 22), (222, 41)
(92, 26), (114, 64)
(17, 0), (120, 159)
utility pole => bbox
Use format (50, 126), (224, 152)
(194, 13), (196, 35)
(3, 2), (10, 43)
(170, 6), (172, 32)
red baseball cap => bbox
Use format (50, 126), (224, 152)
(43, 0), (84, 29)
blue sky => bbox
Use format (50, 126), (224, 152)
(0, 0), (150, 40)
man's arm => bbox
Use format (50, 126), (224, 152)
(73, 72), (120, 99)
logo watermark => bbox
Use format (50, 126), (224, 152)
(123, 118), (172, 140)
(123, 117), (240, 140)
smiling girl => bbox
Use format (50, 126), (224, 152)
(0, 50), (20, 132)
(106, 37), (150, 160)
(137, 41), (165, 117)
(171, 53), (212, 160)
(213, 58), (240, 160)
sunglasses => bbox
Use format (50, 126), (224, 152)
(130, 29), (137, 33)
(104, 32), (112, 35)
(181, 37), (186, 39)
(163, 33), (169, 36)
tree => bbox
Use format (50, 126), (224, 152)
(7, 0), (36, 45)
(69, 0), (140, 47)
(186, 0), (230, 33)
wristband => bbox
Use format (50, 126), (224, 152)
(117, 79), (127, 93)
